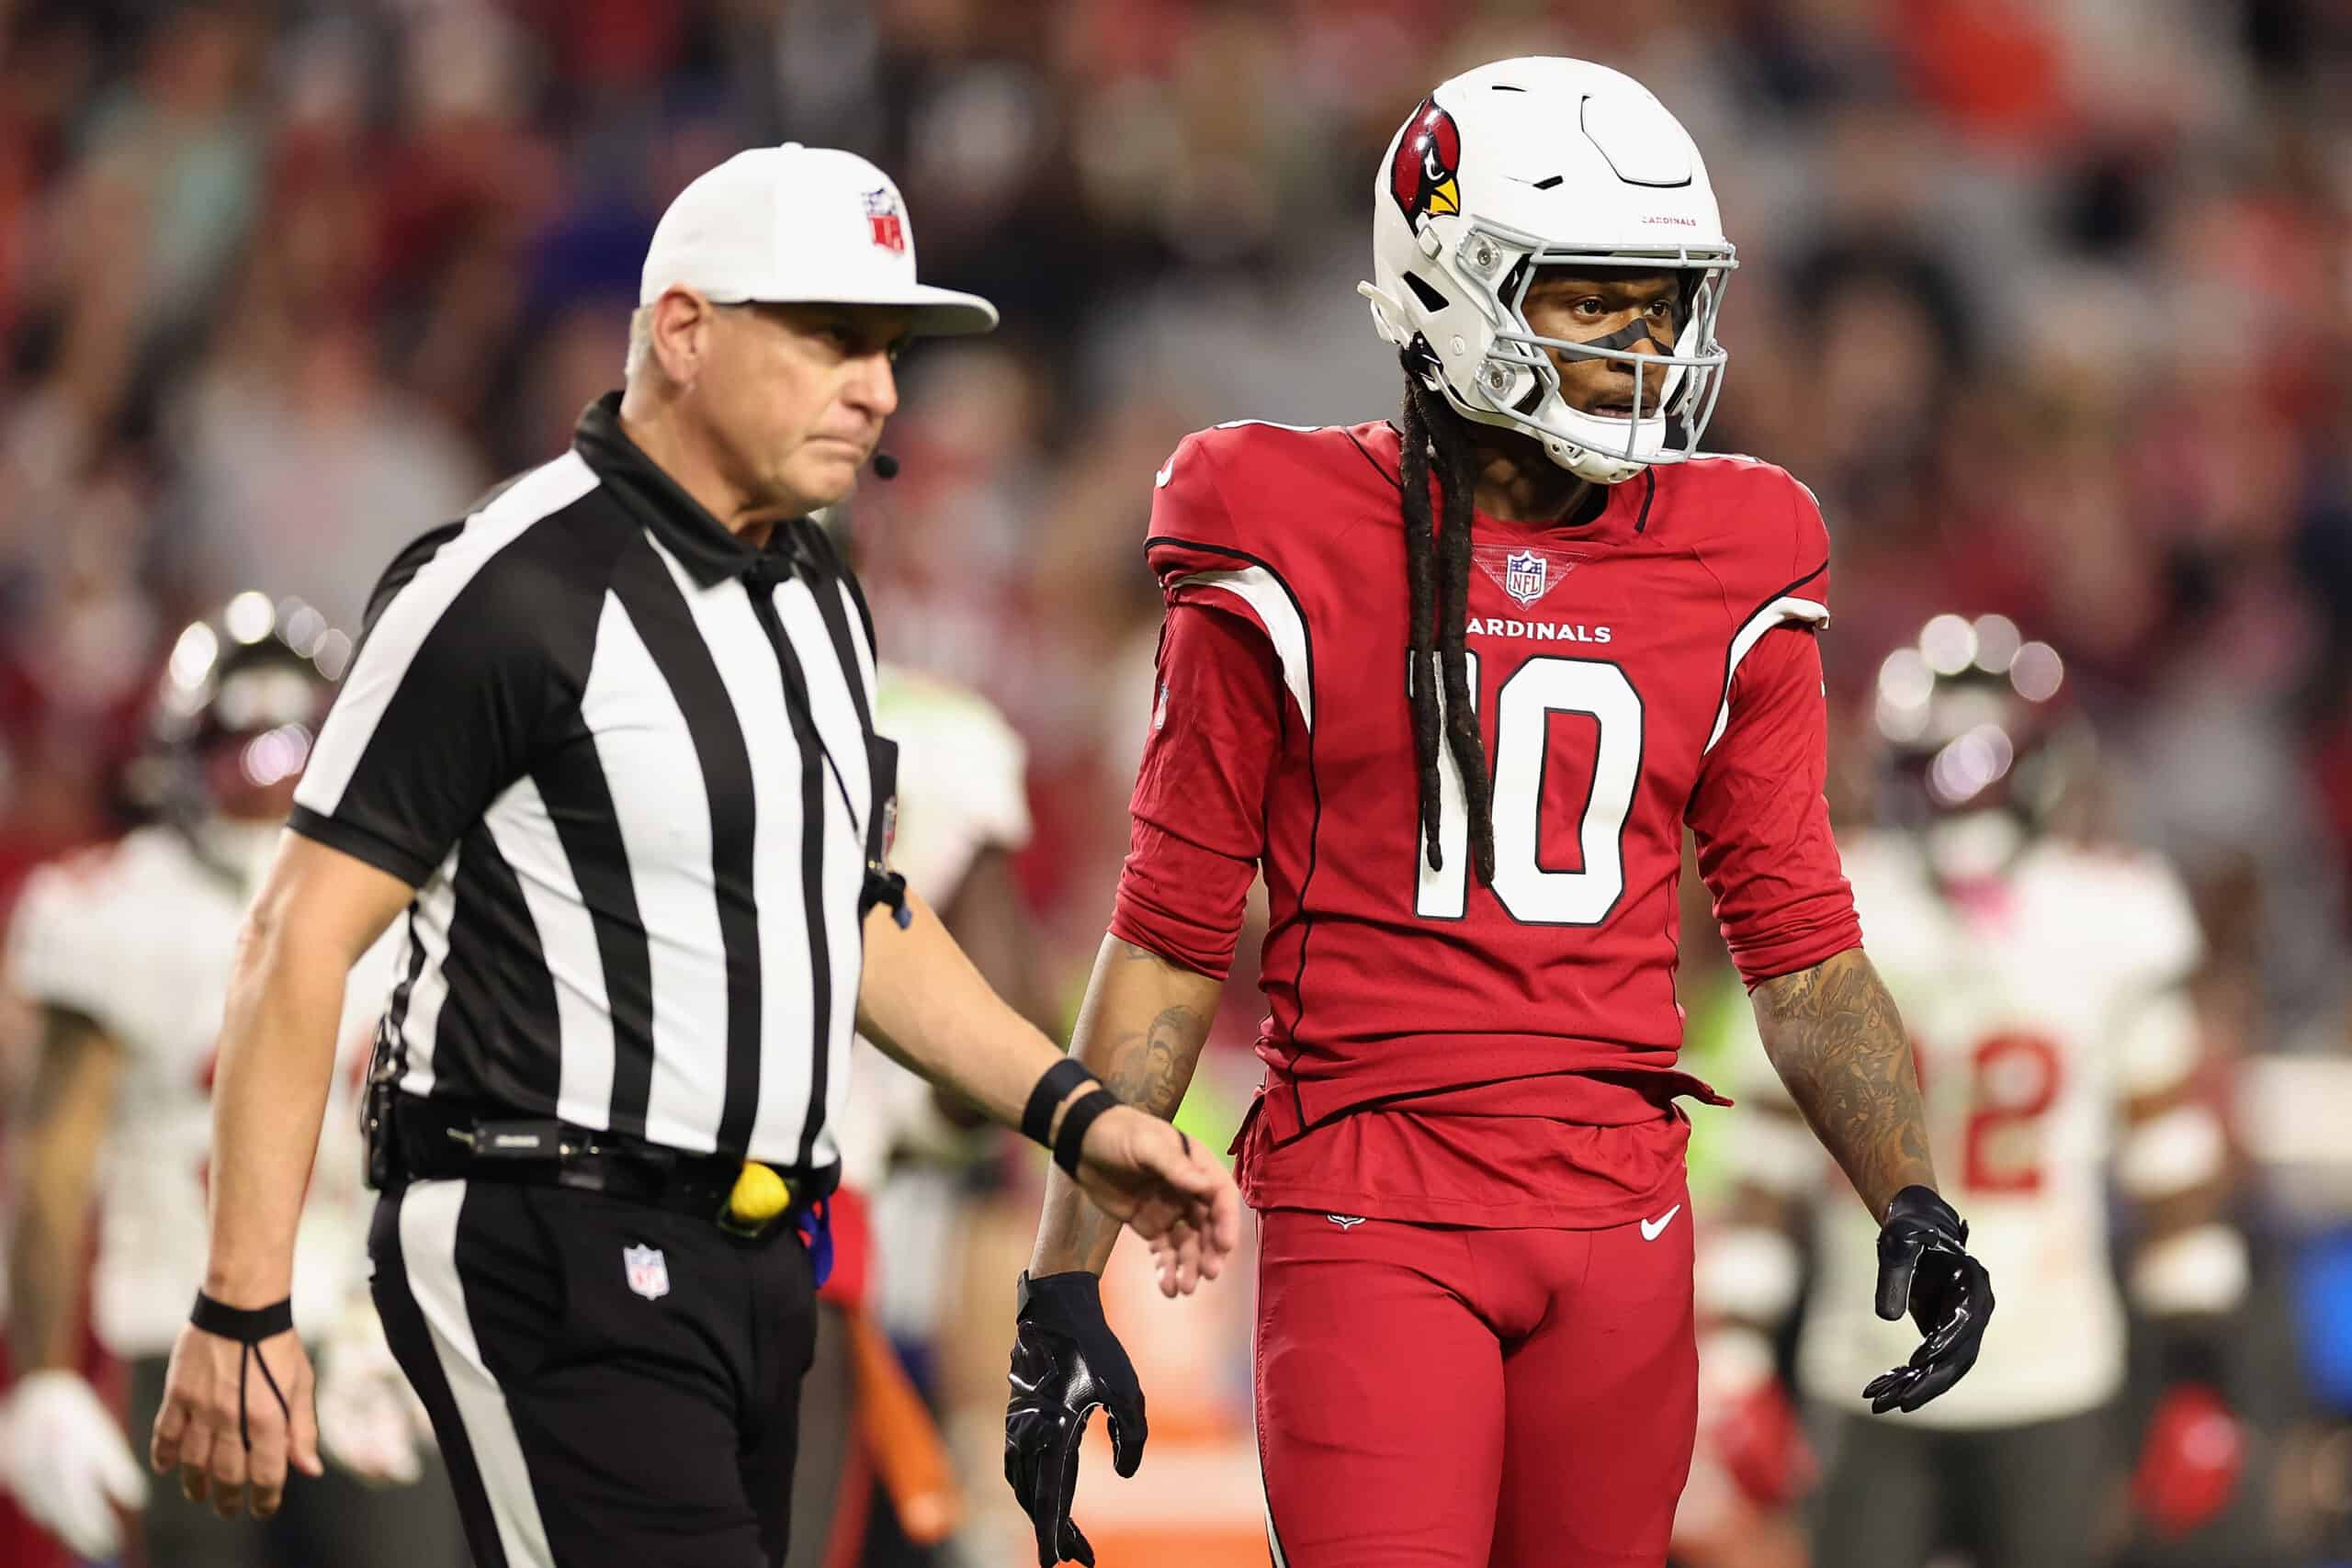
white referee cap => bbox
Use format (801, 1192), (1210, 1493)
(639, 143), (999, 337)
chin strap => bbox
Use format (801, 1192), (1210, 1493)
(189, 1292), (294, 1451)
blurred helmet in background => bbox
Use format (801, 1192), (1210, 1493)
(128, 591), (348, 843)
(1359, 55), (1736, 485)
(1871, 612), (2088, 881)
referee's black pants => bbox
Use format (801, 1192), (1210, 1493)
(369, 1178), (818, 1568)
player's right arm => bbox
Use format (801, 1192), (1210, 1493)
(0, 1000), (154, 1559)
(1006, 939), (1225, 1565)
(1023, 434), (1274, 1280)
(1026, 941), (1222, 1279)
(1009, 433), (1277, 1567)
(7, 1006), (121, 1375)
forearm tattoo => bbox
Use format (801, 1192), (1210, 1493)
(1037, 944), (1216, 1271)
(1101, 1000), (1210, 1118)
(1751, 948), (1935, 1218)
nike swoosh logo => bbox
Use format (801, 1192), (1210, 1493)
(1154, 461), (1174, 488)
(1639, 1204), (1681, 1242)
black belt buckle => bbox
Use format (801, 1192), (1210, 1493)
(463, 1119), (569, 1160)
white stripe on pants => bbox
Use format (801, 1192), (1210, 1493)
(396, 1179), (557, 1568)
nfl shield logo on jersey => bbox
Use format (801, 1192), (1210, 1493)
(623, 1245), (670, 1301)
(1505, 550), (1546, 606)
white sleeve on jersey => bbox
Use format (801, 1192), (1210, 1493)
(838, 667), (1031, 1194)
(2098, 851), (2204, 998)
(2113, 989), (2201, 1100)
(876, 663), (1033, 904)
(5, 852), (136, 1034)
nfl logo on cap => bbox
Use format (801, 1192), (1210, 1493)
(623, 1244), (670, 1301)
(634, 144), (998, 336)
(1505, 550), (1546, 606)
(863, 187), (907, 254)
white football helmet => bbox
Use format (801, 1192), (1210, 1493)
(1360, 57), (1736, 485)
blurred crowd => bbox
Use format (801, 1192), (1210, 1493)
(3, 0), (2350, 1010)
(3, 0), (2351, 1563)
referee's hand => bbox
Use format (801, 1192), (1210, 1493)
(149, 1320), (322, 1519)
(1068, 1107), (1242, 1297)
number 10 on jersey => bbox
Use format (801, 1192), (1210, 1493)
(1414, 652), (1644, 926)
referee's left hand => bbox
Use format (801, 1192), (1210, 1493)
(1069, 1107), (1242, 1297)
(149, 1320), (322, 1519)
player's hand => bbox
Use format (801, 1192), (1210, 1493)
(1005, 1269), (1146, 1567)
(1071, 1104), (1241, 1297)
(1, 1370), (150, 1557)
(148, 1318), (322, 1519)
(1864, 1185), (1994, 1414)
(315, 1298), (436, 1485)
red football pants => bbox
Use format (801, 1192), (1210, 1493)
(1252, 1182), (1697, 1568)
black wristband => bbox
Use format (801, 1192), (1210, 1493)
(1052, 1087), (1121, 1177)
(190, 1291), (294, 1344)
(1016, 1268), (1102, 1319)
(1021, 1056), (1099, 1147)
(1884, 1184), (1966, 1243)
(188, 1292), (295, 1453)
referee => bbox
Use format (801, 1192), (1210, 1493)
(146, 143), (1240, 1568)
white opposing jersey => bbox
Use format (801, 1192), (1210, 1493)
(833, 663), (1031, 1192)
(5, 825), (401, 1358)
(834, 666), (1030, 1337)
(1740, 831), (2201, 1428)
(869, 662), (1034, 932)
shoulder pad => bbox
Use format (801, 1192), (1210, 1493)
(1143, 421), (1393, 592)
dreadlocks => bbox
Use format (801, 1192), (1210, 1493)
(1397, 349), (1496, 886)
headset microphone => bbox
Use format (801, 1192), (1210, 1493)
(871, 451), (900, 479)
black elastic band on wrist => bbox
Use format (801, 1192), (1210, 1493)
(1052, 1088), (1121, 1177)
(189, 1292), (294, 1452)
(190, 1292), (294, 1343)
(1022, 1057), (1098, 1147)
(1016, 1268), (1102, 1317)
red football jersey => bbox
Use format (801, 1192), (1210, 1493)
(1110, 420), (1860, 1226)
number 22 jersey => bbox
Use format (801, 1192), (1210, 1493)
(1109, 419), (1861, 1227)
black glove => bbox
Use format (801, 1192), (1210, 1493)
(1864, 1185), (1995, 1414)
(1004, 1270), (1147, 1567)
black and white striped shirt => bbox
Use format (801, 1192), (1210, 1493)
(291, 393), (887, 1173)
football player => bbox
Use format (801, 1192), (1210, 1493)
(789, 656), (1038, 1566)
(1004, 56), (1994, 1568)
(1702, 614), (2246, 1568)
(0, 595), (466, 1567)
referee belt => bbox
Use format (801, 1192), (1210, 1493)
(383, 1093), (835, 1240)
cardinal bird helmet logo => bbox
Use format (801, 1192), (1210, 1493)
(1388, 97), (1462, 227)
